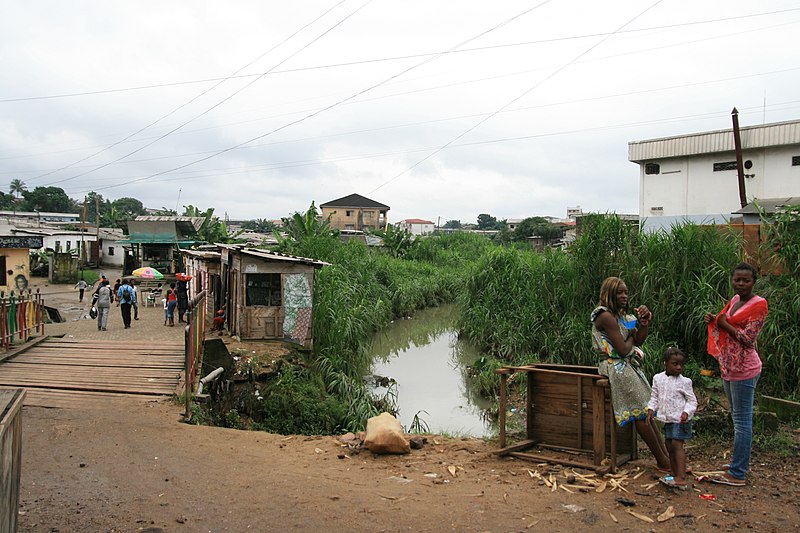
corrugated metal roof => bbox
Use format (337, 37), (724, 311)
(733, 197), (800, 214)
(629, 119), (800, 161)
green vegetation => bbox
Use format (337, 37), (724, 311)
(459, 213), (800, 400)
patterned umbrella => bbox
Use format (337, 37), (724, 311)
(131, 267), (164, 279)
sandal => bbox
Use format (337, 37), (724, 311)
(659, 476), (690, 490)
(709, 473), (746, 487)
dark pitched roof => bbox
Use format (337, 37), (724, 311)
(319, 193), (389, 209)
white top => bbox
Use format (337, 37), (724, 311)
(646, 372), (697, 424)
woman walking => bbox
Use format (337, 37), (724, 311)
(591, 276), (670, 471)
(704, 262), (768, 486)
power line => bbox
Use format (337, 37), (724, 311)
(5, 12), (797, 168)
(369, 0), (668, 194)
(72, 1), (558, 195)
(8, 65), (800, 179)
(3, 7), (797, 104)
(27, 0), (361, 186)
(62, 100), (798, 194)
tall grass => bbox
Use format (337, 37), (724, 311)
(283, 232), (491, 431)
(460, 215), (800, 399)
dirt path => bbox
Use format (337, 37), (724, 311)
(12, 280), (800, 532)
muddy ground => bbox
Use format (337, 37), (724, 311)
(12, 279), (800, 532)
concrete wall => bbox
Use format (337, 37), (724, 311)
(0, 248), (31, 294)
(639, 145), (800, 221)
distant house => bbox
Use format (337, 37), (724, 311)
(98, 228), (125, 267)
(629, 118), (800, 231)
(320, 194), (389, 232)
(117, 216), (204, 274)
(397, 219), (434, 236)
(0, 211), (80, 225)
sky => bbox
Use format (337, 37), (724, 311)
(1, 1), (799, 225)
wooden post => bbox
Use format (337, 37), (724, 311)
(526, 371), (535, 439)
(576, 375), (583, 450)
(498, 370), (508, 448)
(608, 389), (617, 474)
(592, 380), (606, 465)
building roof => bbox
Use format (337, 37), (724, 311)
(628, 118), (800, 162)
(0, 210), (80, 218)
(319, 193), (389, 210)
(732, 197), (800, 215)
(402, 218), (434, 224)
(119, 216), (204, 235)
(216, 244), (330, 267)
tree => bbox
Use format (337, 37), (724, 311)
(9, 179), (27, 199)
(443, 220), (462, 229)
(241, 218), (277, 233)
(112, 197), (145, 221)
(21, 186), (79, 213)
(371, 223), (416, 258)
(183, 205), (242, 243)
(276, 202), (337, 242)
(512, 217), (563, 242)
(477, 213), (497, 230)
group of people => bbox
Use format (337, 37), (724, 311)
(89, 276), (140, 330)
(82, 274), (193, 329)
(592, 262), (767, 489)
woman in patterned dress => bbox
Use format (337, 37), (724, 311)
(591, 276), (670, 471)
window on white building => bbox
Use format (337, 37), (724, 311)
(792, 156), (800, 166)
(108, 247), (115, 256)
(713, 161), (737, 171)
(644, 163), (660, 175)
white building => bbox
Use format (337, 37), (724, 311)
(98, 228), (125, 267)
(629, 118), (800, 231)
(396, 218), (435, 236)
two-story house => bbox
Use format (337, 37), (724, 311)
(629, 118), (800, 231)
(319, 194), (389, 232)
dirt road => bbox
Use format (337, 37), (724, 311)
(12, 280), (800, 532)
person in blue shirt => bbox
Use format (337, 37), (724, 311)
(117, 279), (134, 329)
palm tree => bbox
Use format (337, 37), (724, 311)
(9, 179), (26, 199)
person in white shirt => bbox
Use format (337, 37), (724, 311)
(647, 347), (697, 489)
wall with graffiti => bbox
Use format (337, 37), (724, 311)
(0, 249), (31, 295)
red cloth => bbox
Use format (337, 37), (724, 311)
(707, 295), (768, 381)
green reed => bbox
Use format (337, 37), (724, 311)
(459, 215), (800, 399)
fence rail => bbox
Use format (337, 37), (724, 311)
(0, 289), (45, 350)
(184, 289), (207, 420)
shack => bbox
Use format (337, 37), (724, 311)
(118, 216), (204, 275)
(182, 247), (222, 328)
(217, 245), (328, 348)
(0, 228), (43, 293)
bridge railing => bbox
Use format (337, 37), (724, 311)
(0, 289), (45, 350)
(184, 289), (207, 420)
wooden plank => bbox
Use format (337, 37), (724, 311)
(495, 439), (537, 456)
(592, 382), (606, 465)
(508, 451), (603, 473)
(499, 372), (507, 448)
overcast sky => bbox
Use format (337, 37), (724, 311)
(1, 1), (799, 224)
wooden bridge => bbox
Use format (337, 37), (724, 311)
(0, 337), (185, 408)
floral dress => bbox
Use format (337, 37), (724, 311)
(591, 306), (651, 426)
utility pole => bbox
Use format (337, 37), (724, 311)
(731, 108), (748, 209)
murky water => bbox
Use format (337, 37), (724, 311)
(370, 304), (492, 437)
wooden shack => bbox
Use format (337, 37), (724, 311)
(182, 248), (222, 329)
(218, 245), (328, 348)
(0, 388), (25, 532)
(495, 363), (636, 473)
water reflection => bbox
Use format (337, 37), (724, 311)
(370, 304), (492, 437)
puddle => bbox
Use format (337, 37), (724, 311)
(370, 304), (492, 437)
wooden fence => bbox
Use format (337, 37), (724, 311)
(184, 290), (207, 421)
(0, 290), (45, 351)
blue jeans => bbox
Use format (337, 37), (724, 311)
(723, 374), (760, 480)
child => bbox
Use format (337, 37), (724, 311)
(647, 347), (697, 489)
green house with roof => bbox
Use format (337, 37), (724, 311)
(118, 216), (204, 275)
